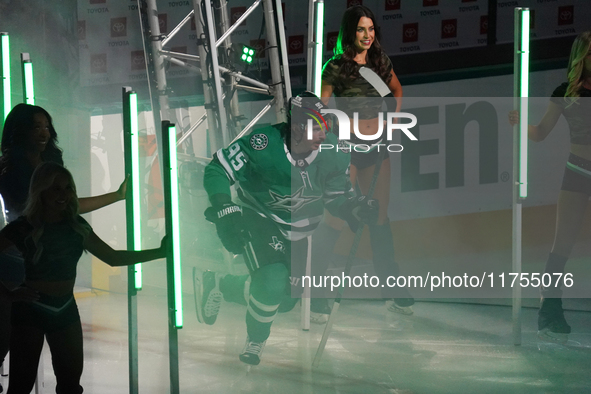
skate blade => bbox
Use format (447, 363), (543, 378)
(192, 268), (204, 324)
(228, 364), (255, 393)
(537, 329), (568, 345)
(387, 304), (414, 316)
(310, 312), (329, 324)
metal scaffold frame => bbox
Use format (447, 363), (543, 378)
(137, 0), (292, 157)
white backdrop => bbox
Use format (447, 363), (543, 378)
(77, 0), (589, 87)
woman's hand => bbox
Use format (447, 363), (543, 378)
(116, 174), (130, 201)
(9, 286), (40, 302)
(159, 235), (171, 257)
(508, 110), (520, 126)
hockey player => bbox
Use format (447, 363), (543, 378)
(198, 92), (377, 365)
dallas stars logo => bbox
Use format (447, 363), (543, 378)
(267, 187), (320, 212)
(268, 236), (285, 253)
(250, 133), (268, 150)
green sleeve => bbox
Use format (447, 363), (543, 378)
(203, 136), (253, 200)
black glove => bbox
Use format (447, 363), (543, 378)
(204, 203), (247, 254)
(339, 196), (379, 233)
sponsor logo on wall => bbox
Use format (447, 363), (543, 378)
(158, 14), (168, 34)
(557, 5), (574, 26)
(130, 50), (145, 71)
(347, 0), (363, 7)
(231, 7), (247, 26)
(250, 39), (266, 58)
(403, 23), (419, 43)
(441, 19), (457, 39)
(326, 32), (339, 52)
(480, 15), (488, 35)
(78, 21), (86, 41)
(91, 54), (107, 74)
(89, 0), (106, 4)
(385, 0), (400, 11)
(459, 0), (479, 12)
(167, 1), (190, 7)
(111, 17), (127, 38)
(288, 35), (304, 55)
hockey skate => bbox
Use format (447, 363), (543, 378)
(194, 269), (223, 325)
(239, 337), (266, 366)
(386, 298), (414, 316)
(538, 297), (570, 344)
(310, 298), (331, 324)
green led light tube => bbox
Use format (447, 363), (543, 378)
(1, 33), (11, 122)
(518, 9), (529, 199)
(165, 124), (183, 328)
(23, 61), (34, 105)
(314, 1), (324, 96)
(130, 92), (143, 289)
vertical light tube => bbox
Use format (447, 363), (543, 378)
(306, 0), (315, 92)
(168, 124), (183, 328)
(23, 63), (34, 105)
(162, 122), (183, 328)
(512, 6), (530, 347)
(313, 0), (324, 96)
(518, 9), (529, 199)
(130, 92), (143, 289)
(1, 33), (10, 122)
(21, 53), (34, 105)
(122, 86), (139, 394)
(161, 120), (181, 393)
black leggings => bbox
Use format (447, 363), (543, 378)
(8, 297), (84, 394)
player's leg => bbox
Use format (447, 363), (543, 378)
(538, 193), (588, 341)
(355, 157), (414, 313)
(195, 207), (266, 325)
(195, 270), (249, 324)
(0, 247), (26, 381)
(6, 303), (45, 394)
(199, 207), (291, 364)
(45, 319), (84, 394)
(539, 159), (590, 342)
(355, 156), (390, 226)
(0, 296), (10, 382)
(241, 262), (289, 365)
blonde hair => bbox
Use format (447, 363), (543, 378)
(23, 162), (90, 255)
(565, 31), (591, 106)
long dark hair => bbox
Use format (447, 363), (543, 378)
(0, 104), (63, 173)
(331, 5), (392, 90)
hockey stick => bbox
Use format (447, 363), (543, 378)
(313, 66), (394, 368)
(313, 147), (387, 367)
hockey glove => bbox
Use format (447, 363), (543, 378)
(339, 196), (379, 233)
(204, 203), (247, 254)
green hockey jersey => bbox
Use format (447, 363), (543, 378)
(204, 124), (352, 240)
